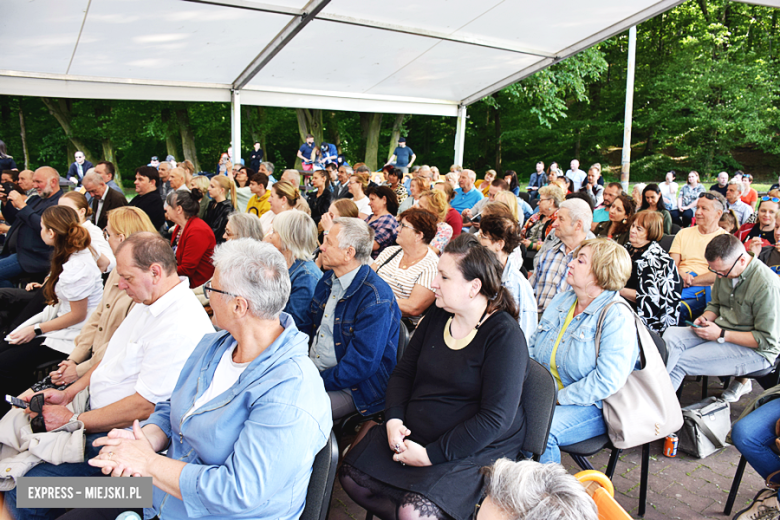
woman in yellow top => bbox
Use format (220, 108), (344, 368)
(529, 238), (639, 464)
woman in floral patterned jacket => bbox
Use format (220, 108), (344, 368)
(621, 211), (682, 333)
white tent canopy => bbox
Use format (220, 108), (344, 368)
(1, 0), (696, 162)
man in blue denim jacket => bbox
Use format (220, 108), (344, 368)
(299, 217), (400, 419)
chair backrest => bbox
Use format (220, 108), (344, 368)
(518, 191), (531, 203)
(300, 430), (339, 520)
(670, 223), (681, 235)
(397, 323), (410, 363)
(658, 234), (674, 253)
(649, 330), (668, 364)
(521, 359), (558, 461)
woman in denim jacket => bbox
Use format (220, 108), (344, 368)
(530, 238), (639, 463)
(265, 209), (322, 328)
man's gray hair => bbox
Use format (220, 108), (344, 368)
(226, 213), (264, 241)
(464, 169), (477, 183)
(283, 169), (301, 188)
(261, 161), (275, 174)
(332, 217), (374, 265)
(560, 198), (593, 231)
(705, 190), (727, 212)
(483, 459), (598, 520)
(82, 172), (105, 186)
(212, 239), (291, 319)
(160, 161), (171, 169)
(728, 179), (745, 194)
(273, 210), (319, 262)
(705, 233), (745, 264)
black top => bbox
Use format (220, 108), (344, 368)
(710, 184), (728, 197)
(748, 224), (776, 245)
(625, 243), (650, 293)
(345, 305), (529, 520)
(307, 189), (332, 226)
(130, 191), (166, 231)
(204, 199), (234, 244)
(0, 157), (17, 172)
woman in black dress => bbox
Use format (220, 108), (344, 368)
(307, 169), (332, 225)
(341, 234), (529, 520)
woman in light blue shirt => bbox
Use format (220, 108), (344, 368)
(530, 238), (638, 463)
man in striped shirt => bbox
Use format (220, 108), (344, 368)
(528, 198), (594, 315)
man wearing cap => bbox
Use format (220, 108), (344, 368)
(148, 156), (160, 168)
(165, 154), (177, 168)
(67, 151), (93, 187)
(386, 137), (416, 174)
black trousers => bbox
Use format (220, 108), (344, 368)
(0, 287), (45, 336)
(0, 337), (67, 416)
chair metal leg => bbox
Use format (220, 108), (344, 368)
(570, 454), (595, 471)
(702, 376), (709, 399)
(365, 513), (373, 520)
(724, 455), (748, 515)
(639, 443), (650, 517)
(605, 448), (621, 479)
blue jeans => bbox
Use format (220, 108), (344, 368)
(0, 253), (24, 288)
(3, 432), (108, 520)
(541, 404), (606, 464)
(663, 326), (772, 390)
(731, 398), (780, 481)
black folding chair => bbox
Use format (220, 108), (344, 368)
(301, 431), (339, 520)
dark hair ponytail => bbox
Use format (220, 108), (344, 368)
(41, 206), (92, 305)
(443, 234), (519, 320)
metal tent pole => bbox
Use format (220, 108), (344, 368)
(621, 26), (637, 193)
(454, 105), (467, 166)
(231, 89), (242, 167)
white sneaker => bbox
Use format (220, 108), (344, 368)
(722, 379), (753, 403)
(733, 488), (780, 519)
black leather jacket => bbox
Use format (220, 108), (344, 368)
(205, 199), (235, 243)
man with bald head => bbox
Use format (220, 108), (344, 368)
(17, 169), (35, 197)
(0, 166), (63, 286)
(82, 172), (128, 230)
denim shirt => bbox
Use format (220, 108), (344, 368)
(284, 259), (323, 329)
(298, 264), (400, 415)
(529, 290), (639, 409)
(143, 313), (332, 520)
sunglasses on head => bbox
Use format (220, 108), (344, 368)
(698, 192), (718, 200)
(762, 196), (780, 203)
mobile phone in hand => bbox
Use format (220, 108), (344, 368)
(685, 320), (703, 328)
(5, 395), (28, 409)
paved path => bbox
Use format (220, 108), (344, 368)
(328, 377), (769, 520)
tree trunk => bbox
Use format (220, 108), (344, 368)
(295, 109), (324, 169)
(176, 108), (200, 172)
(41, 97), (99, 165)
(100, 139), (120, 186)
(327, 111), (341, 153)
(494, 107), (502, 174)
(574, 128), (581, 160)
(18, 104), (30, 170)
(387, 114), (405, 162)
(258, 107), (268, 166)
(161, 108), (180, 161)
(364, 113), (383, 171)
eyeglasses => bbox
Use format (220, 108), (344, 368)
(203, 280), (239, 299)
(708, 254), (742, 278)
(762, 196), (780, 203)
(400, 222), (416, 232)
(472, 495), (486, 520)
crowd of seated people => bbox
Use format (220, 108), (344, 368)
(2, 156), (780, 520)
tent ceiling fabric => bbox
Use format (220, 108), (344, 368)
(1, 0), (684, 115)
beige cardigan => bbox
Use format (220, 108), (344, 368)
(69, 269), (135, 376)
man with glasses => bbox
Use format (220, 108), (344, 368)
(82, 172), (127, 230)
(462, 179), (509, 225)
(663, 234), (780, 402)
(67, 151), (93, 187)
(670, 191), (727, 325)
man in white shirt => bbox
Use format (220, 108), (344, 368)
(565, 159), (588, 192)
(6, 232), (214, 517)
(726, 179), (753, 226)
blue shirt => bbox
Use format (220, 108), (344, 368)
(143, 314), (332, 520)
(593, 207), (610, 223)
(451, 187), (484, 213)
(298, 142), (316, 164)
(284, 259), (322, 329)
(393, 146), (414, 167)
(309, 265), (360, 371)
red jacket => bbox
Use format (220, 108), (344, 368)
(171, 217), (215, 288)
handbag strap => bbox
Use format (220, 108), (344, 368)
(682, 408), (727, 448)
(375, 248), (404, 275)
(594, 298), (637, 357)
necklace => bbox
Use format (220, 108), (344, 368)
(442, 308), (491, 351)
(400, 250), (427, 269)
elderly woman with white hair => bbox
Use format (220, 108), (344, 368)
(531, 238), (638, 464)
(265, 210), (323, 327)
(475, 459), (598, 520)
(223, 212), (264, 241)
(89, 239), (332, 520)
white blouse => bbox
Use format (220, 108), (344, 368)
(83, 220), (116, 272)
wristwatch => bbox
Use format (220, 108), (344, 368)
(717, 329), (726, 344)
(33, 325), (42, 336)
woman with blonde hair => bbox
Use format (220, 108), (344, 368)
(59, 191), (114, 273)
(477, 170), (496, 196)
(205, 175), (237, 244)
(349, 173), (372, 218)
(494, 190), (521, 225)
(418, 190), (453, 255)
(260, 180), (300, 238)
(265, 210), (322, 328)
(531, 238), (638, 463)
(189, 175), (211, 218)
(0, 206), (104, 412)
(433, 180), (463, 236)
(397, 176), (429, 214)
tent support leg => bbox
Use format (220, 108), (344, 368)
(231, 89), (242, 167)
(453, 105), (467, 167)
